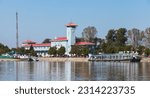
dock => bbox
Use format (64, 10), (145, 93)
(88, 52), (141, 62)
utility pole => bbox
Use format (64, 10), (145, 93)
(16, 12), (19, 48)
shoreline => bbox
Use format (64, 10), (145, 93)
(140, 57), (150, 62)
(39, 57), (89, 62)
(1, 57), (150, 62)
(0, 58), (20, 61)
(0, 57), (89, 62)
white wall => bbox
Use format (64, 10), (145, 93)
(51, 41), (68, 54)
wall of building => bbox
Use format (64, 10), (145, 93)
(34, 46), (50, 51)
(51, 41), (68, 54)
(66, 27), (76, 55)
(51, 41), (67, 48)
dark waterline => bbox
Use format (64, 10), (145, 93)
(0, 61), (150, 81)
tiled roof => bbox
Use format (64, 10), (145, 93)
(65, 22), (78, 27)
(75, 42), (95, 45)
(52, 37), (68, 42)
(23, 40), (36, 44)
(23, 43), (51, 47)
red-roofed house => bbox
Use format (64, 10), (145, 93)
(22, 40), (51, 56)
(52, 37), (68, 42)
(51, 37), (68, 51)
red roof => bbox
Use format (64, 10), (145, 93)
(24, 43), (51, 47)
(75, 42), (95, 45)
(52, 37), (68, 42)
(65, 22), (78, 27)
(23, 40), (36, 44)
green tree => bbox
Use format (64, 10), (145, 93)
(115, 28), (127, 46)
(101, 42), (107, 53)
(70, 45), (77, 55)
(0, 43), (10, 55)
(124, 45), (132, 51)
(75, 46), (82, 56)
(48, 47), (57, 56)
(101, 28), (128, 53)
(99, 42), (115, 53)
(81, 46), (89, 56)
(82, 26), (97, 42)
(57, 46), (66, 56)
(42, 38), (51, 43)
(106, 45), (116, 53)
(70, 45), (80, 56)
(144, 48), (150, 57)
(94, 37), (104, 46)
(106, 29), (116, 44)
(70, 45), (87, 57)
(15, 47), (27, 55)
(26, 45), (37, 56)
(137, 46), (145, 55)
(96, 44), (102, 54)
(105, 29), (117, 53)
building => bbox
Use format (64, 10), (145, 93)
(51, 22), (78, 55)
(22, 22), (95, 57)
(22, 40), (51, 57)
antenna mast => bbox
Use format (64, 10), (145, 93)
(16, 12), (19, 48)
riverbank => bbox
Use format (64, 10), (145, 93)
(0, 58), (20, 61)
(39, 57), (89, 62)
(40, 57), (150, 62)
(1, 57), (150, 62)
(140, 57), (150, 62)
(0, 57), (89, 62)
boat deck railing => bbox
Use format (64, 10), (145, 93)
(89, 52), (139, 61)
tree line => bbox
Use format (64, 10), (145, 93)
(1, 26), (150, 57)
(48, 46), (65, 57)
(96, 27), (150, 56)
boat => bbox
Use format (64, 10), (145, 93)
(28, 57), (39, 62)
(88, 53), (141, 62)
(130, 56), (141, 62)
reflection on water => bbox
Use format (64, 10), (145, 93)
(0, 61), (150, 81)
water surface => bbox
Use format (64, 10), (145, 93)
(0, 61), (150, 81)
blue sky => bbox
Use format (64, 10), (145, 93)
(0, 0), (150, 48)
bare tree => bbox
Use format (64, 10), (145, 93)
(127, 28), (141, 48)
(82, 26), (97, 42)
(144, 28), (150, 47)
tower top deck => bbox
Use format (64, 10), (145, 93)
(65, 22), (78, 27)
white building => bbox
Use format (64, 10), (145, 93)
(22, 40), (51, 57)
(51, 22), (78, 55)
(22, 22), (95, 56)
(51, 37), (68, 51)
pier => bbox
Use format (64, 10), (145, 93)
(89, 52), (140, 62)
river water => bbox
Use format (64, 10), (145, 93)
(0, 61), (150, 81)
